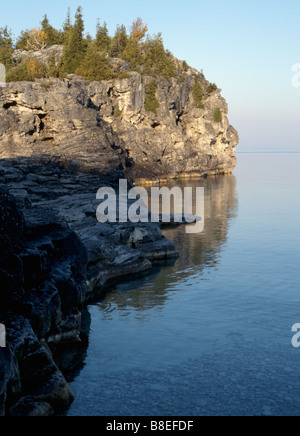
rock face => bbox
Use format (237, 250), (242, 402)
(0, 58), (238, 180)
(0, 157), (178, 416)
(13, 45), (64, 67)
(0, 78), (126, 176)
(88, 68), (239, 181)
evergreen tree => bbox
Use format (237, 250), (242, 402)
(144, 34), (177, 80)
(60, 6), (87, 74)
(214, 108), (223, 122)
(16, 29), (30, 50)
(47, 51), (63, 78)
(120, 38), (143, 72)
(95, 20), (110, 52)
(192, 76), (204, 109)
(110, 25), (128, 57)
(62, 7), (72, 43)
(41, 14), (63, 46)
(145, 79), (160, 114)
(0, 27), (14, 69)
(76, 42), (113, 81)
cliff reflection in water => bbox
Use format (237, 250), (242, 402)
(98, 174), (238, 317)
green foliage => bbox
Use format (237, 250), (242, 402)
(120, 38), (143, 72)
(0, 27), (14, 69)
(143, 34), (177, 80)
(60, 6), (87, 74)
(145, 80), (160, 115)
(207, 82), (217, 93)
(62, 7), (72, 44)
(41, 81), (54, 89)
(6, 58), (47, 82)
(95, 21), (111, 52)
(181, 61), (189, 72)
(46, 51), (64, 78)
(192, 77), (204, 109)
(114, 107), (122, 117)
(76, 43), (115, 81)
(116, 71), (131, 80)
(41, 15), (64, 46)
(16, 30), (30, 50)
(214, 108), (223, 123)
(110, 25), (128, 57)
(11, 9), (197, 84)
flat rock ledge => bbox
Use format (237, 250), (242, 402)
(0, 156), (178, 416)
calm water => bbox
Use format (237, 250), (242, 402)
(65, 153), (300, 416)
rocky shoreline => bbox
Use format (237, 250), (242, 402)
(0, 156), (181, 416)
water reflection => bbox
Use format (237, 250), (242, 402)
(58, 174), (238, 390)
(98, 174), (238, 316)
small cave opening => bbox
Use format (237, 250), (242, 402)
(37, 113), (47, 131)
(87, 98), (100, 111)
(151, 121), (160, 129)
(3, 101), (17, 110)
(176, 111), (184, 126)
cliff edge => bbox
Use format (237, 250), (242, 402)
(0, 51), (238, 180)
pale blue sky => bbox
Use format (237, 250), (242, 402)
(2, 0), (300, 151)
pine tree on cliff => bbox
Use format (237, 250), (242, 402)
(0, 27), (14, 69)
(76, 42), (112, 81)
(144, 34), (177, 80)
(62, 7), (72, 43)
(95, 20), (111, 52)
(41, 15), (63, 46)
(120, 19), (147, 72)
(61, 6), (87, 74)
(110, 25), (128, 57)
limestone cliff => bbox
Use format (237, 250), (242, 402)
(0, 53), (238, 180)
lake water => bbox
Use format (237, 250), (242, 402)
(65, 153), (300, 416)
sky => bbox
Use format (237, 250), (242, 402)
(1, 0), (300, 152)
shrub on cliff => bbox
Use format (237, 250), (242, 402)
(6, 58), (47, 82)
(0, 27), (14, 70)
(207, 82), (218, 93)
(76, 43), (115, 81)
(145, 80), (160, 115)
(192, 77), (204, 109)
(214, 108), (223, 123)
